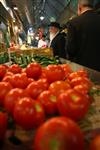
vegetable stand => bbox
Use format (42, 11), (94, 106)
(0, 48), (100, 150)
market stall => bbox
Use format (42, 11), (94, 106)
(0, 48), (100, 150)
(0, 0), (100, 149)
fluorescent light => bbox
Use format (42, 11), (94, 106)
(40, 16), (44, 20)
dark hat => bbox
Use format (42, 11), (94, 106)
(49, 22), (61, 29)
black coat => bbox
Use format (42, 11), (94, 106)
(66, 10), (100, 71)
(50, 32), (67, 58)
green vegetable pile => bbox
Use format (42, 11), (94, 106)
(0, 52), (61, 67)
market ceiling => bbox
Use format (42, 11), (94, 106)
(5, 0), (77, 31)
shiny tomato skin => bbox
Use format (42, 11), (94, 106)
(39, 67), (47, 79)
(38, 90), (57, 115)
(8, 64), (22, 74)
(10, 73), (29, 89)
(34, 101), (45, 127)
(13, 97), (36, 130)
(44, 65), (64, 83)
(0, 65), (7, 80)
(68, 69), (88, 81)
(4, 71), (14, 77)
(77, 69), (88, 78)
(57, 89), (90, 121)
(49, 81), (71, 97)
(34, 117), (84, 150)
(73, 84), (89, 94)
(37, 78), (49, 90)
(89, 135), (100, 150)
(27, 78), (34, 85)
(26, 81), (46, 99)
(2, 75), (12, 82)
(4, 88), (28, 114)
(26, 63), (42, 80)
(0, 82), (12, 106)
(60, 64), (72, 78)
(0, 112), (8, 140)
(68, 72), (80, 81)
(70, 77), (93, 89)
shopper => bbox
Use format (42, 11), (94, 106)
(38, 34), (47, 48)
(66, 0), (100, 71)
(48, 22), (67, 58)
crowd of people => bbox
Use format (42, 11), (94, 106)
(47, 0), (100, 72)
(24, 0), (100, 72)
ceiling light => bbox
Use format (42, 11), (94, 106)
(13, 7), (18, 10)
(6, 7), (10, 11)
(14, 26), (18, 32)
(13, 18), (16, 23)
(40, 16), (44, 20)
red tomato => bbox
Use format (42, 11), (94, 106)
(13, 97), (36, 130)
(2, 75), (12, 82)
(74, 84), (89, 94)
(60, 64), (72, 78)
(44, 65), (64, 83)
(34, 117), (84, 150)
(68, 72), (80, 81)
(0, 112), (8, 140)
(21, 68), (26, 73)
(26, 81), (46, 99)
(2, 64), (9, 69)
(49, 81), (71, 97)
(40, 67), (47, 79)
(27, 78), (34, 85)
(8, 64), (22, 74)
(70, 77), (93, 89)
(57, 89), (90, 121)
(4, 88), (28, 114)
(0, 65), (7, 80)
(4, 71), (14, 77)
(0, 82), (12, 106)
(68, 69), (88, 81)
(38, 90), (57, 115)
(89, 135), (100, 150)
(77, 69), (88, 77)
(34, 101), (45, 127)
(26, 63), (42, 80)
(37, 78), (49, 90)
(10, 73), (29, 89)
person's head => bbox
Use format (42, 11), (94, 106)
(78, 0), (94, 15)
(49, 22), (61, 34)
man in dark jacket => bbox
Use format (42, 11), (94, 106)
(66, 0), (100, 71)
(49, 22), (67, 58)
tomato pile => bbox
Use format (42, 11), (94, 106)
(0, 63), (97, 150)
